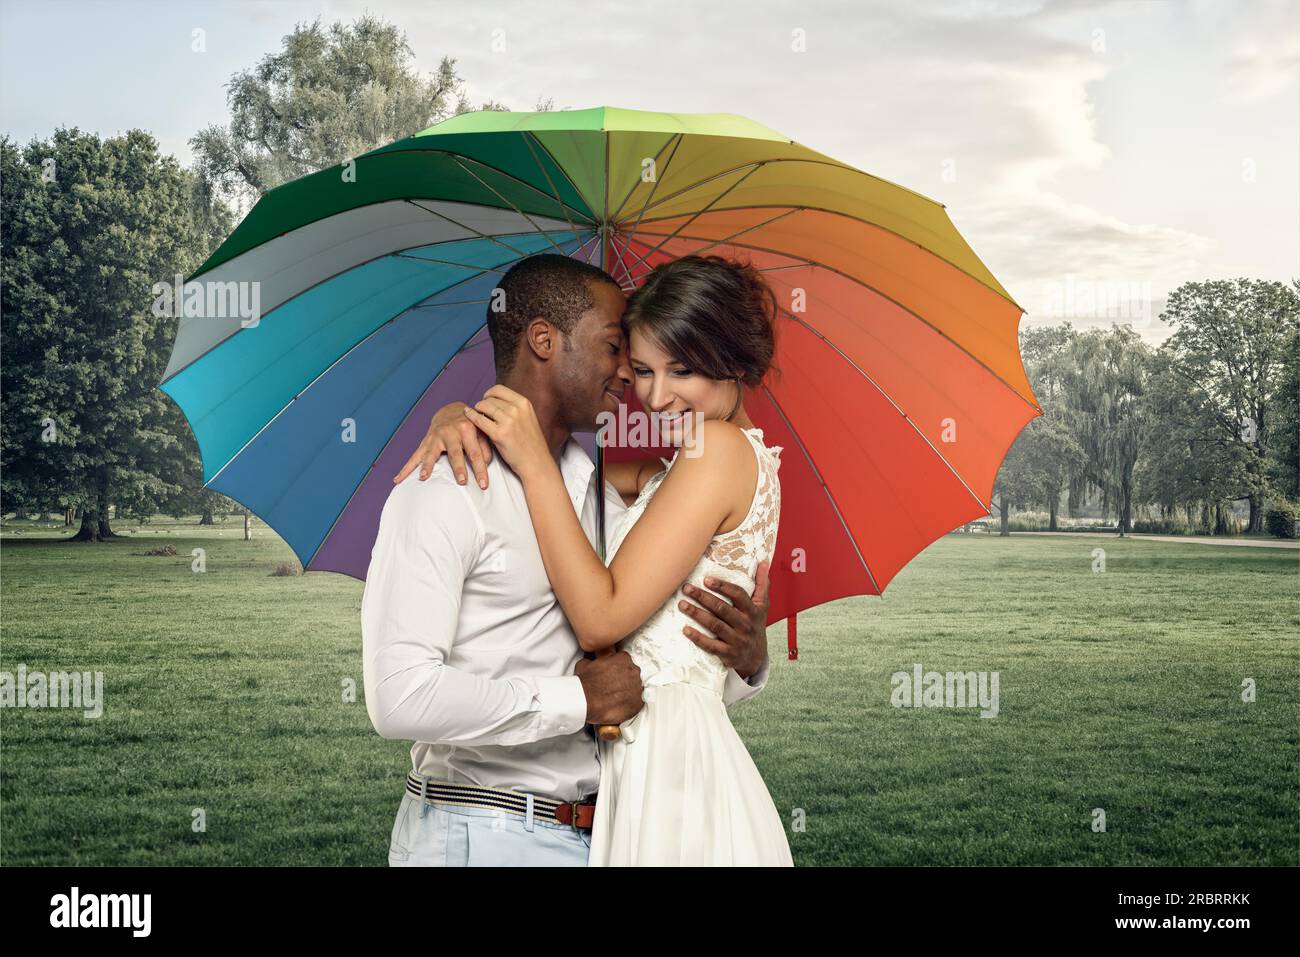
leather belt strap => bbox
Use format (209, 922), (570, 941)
(405, 772), (596, 830)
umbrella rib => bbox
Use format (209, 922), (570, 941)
(782, 308), (995, 515)
(571, 232), (603, 264)
(410, 147), (597, 225)
(618, 207), (803, 267)
(613, 164), (764, 278)
(403, 199), (531, 257)
(608, 133), (683, 227)
(201, 266), (506, 489)
(304, 322), (494, 571)
(160, 219), (561, 386)
(618, 218), (1041, 414)
(521, 132), (601, 226)
(520, 132), (582, 240)
(615, 155), (934, 227)
(758, 383), (882, 596)
(604, 134), (686, 289)
(629, 201), (1024, 313)
(194, 146), (597, 282)
(389, 253), (509, 272)
(451, 155), (574, 259)
(605, 232), (641, 292)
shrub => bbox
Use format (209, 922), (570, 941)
(1264, 500), (1298, 539)
(271, 561), (302, 577)
(143, 544), (178, 556)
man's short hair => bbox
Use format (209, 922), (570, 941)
(487, 254), (621, 377)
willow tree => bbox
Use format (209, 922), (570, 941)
(1061, 327), (1152, 535)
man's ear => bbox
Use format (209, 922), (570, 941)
(523, 317), (557, 361)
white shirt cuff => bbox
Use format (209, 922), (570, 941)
(534, 674), (588, 736)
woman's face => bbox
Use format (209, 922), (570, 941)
(628, 326), (736, 445)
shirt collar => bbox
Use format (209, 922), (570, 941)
(557, 437), (596, 510)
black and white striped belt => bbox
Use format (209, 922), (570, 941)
(405, 772), (597, 830)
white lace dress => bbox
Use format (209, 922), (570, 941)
(587, 427), (793, 866)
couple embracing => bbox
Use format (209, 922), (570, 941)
(361, 251), (792, 866)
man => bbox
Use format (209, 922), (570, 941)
(361, 253), (772, 866)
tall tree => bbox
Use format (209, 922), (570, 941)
(1157, 279), (1300, 532)
(1137, 349), (1244, 532)
(1061, 327), (1152, 535)
(1264, 283), (1300, 502)
(189, 14), (485, 204)
(0, 129), (231, 539)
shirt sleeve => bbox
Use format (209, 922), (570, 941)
(721, 653), (770, 708)
(361, 476), (588, 747)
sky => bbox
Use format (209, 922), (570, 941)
(1, 0), (1296, 344)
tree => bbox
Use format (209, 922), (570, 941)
(1060, 327), (1152, 535)
(993, 412), (1086, 534)
(1137, 349), (1245, 533)
(1264, 286), (1300, 502)
(0, 129), (232, 540)
(1018, 324), (1085, 526)
(1157, 279), (1300, 532)
(189, 14), (477, 205)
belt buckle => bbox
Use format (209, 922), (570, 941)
(557, 800), (581, 832)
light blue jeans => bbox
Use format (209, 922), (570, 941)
(387, 791), (592, 866)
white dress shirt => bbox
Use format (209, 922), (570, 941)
(361, 436), (771, 802)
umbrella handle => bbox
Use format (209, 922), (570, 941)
(593, 646), (624, 741)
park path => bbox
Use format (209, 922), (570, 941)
(1010, 531), (1298, 549)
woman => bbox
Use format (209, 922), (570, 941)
(403, 254), (791, 866)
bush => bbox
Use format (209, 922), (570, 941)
(1264, 500), (1298, 539)
(143, 544), (178, 556)
(271, 561), (302, 577)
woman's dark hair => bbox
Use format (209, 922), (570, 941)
(623, 254), (779, 387)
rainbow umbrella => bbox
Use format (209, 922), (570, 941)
(161, 106), (1040, 654)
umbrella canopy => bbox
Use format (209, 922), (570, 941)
(161, 105), (1040, 629)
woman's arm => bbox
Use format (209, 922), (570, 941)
(395, 400), (668, 502)
(468, 387), (753, 652)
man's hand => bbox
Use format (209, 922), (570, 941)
(392, 400), (493, 487)
(677, 559), (771, 679)
(575, 651), (645, 725)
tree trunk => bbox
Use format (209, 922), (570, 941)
(199, 507), (214, 525)
(999, 497), (1010, 536)
(1048, 487), (1059, 531)
(1214, 502), (1229, 536)
(1247, 493), (1261, 534)
(70, 469), (115, 541)
(243, 512), (253, 541)
(13, 507), (29, 520)
(64, 507), (74, 526)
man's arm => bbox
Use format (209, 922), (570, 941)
(678, 561), (774, 708)
(722, 652), (771, 707)
(361, 476), (587, 746)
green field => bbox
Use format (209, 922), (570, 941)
(1, 517), (1296, 865)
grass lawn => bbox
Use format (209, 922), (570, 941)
(1, 515), (1296, 865)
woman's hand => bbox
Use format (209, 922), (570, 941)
(463, 385), (552, 482)
(392, 401), (494, 487)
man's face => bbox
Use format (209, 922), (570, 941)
(552, 280), (632, 431)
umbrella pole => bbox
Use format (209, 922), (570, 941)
(594, 434), (622, 742)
